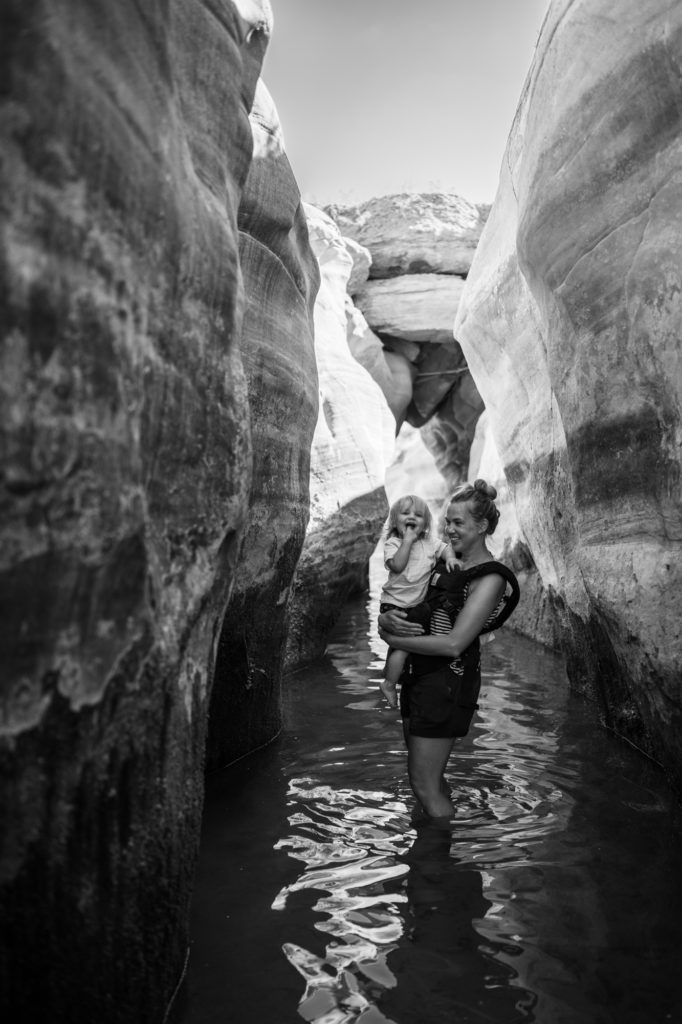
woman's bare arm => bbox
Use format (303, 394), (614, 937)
(378, 574), (506, 657)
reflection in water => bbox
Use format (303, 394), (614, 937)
(186, 582), (682, 1024)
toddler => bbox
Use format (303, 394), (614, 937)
(379, 494), (456, 707)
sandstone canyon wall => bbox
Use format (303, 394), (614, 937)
(455, 0), (682, 784)
(206, 82), (319, 770)
(0, 3), (319, 1020)
(284, 206), (395, 669)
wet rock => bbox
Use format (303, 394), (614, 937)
(285, 207), (394, 668)
(207, 82), (319, 770)
(327, 192), (490, 278)
(455, 0), (682, 785)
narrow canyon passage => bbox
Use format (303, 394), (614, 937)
(186, 585), (682, 1024)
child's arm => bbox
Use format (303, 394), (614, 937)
(440, 541), (459, 572)
(385, 526), (419, 574)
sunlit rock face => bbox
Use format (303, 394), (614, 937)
(0, 2), (279, 1019)
(353, 274), (467, 345)
(327, 194), (487, 459)
(285, 206), (395, 668)
(468, 414), (559, 649)
(345, 303), (414, 424)
(328, 193), (489, 278)
(206, 82), (319, 769)
(455, 0), (682, 784)
(385, 424), (448, 513)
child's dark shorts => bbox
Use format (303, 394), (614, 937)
(399, 663), (481, 739)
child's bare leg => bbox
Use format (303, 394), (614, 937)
(380, 648), (405, 708)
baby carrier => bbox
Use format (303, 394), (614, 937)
(404, 560), (521, 678)
(413, 559), (520, 634)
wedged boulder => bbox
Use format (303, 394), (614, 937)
(353, 274), (467, 345)
(409, 341), (471, 424)
(327, 193), (490, 278)
(345, 302), (414, 426)
(286, 207), (395, 668)
(455, 0), (682, 785)
(207, 81), (319, 770)
(419, 369), (484, 483)
(0, 2), (275, 1020)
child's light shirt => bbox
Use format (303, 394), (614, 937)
(380, 535), (449, 608)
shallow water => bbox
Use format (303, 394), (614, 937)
(186, 589), (682, 1024)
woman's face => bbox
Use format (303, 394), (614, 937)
(444, 501), (485, 553)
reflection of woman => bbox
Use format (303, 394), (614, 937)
(378, 480), (519, 820)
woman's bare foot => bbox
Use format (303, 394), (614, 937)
(379, 679), (398, 707)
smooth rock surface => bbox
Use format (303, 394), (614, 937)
(327, 193), (490, 279)
(353, 274), (467, 345)
(420, 369), (485, 482)
(385, 423), (448, 516)
(343, 236), (372, 293)
(0, 3), (282, 1020)
(455, 0), (682, 785)
(207, 81), (319, 770)
(467, 413), (559, 649)
(286, 207), (395, 668)
(345, 302), (414, 426)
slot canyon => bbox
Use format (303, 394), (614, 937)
(1, 0), (680, 1020)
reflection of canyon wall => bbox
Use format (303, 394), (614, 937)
(455, 0), (682, 782)
(327, 194), (488, 481)
(0, 3), (319, 1019)
(285, 207), (395, 669)
(207, 83), (319, 769)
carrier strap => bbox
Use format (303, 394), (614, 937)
(427, 559), (520, 633)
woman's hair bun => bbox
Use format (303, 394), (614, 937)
(473, 478), (497, 500)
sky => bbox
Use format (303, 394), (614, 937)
(262, 0), (550, 207)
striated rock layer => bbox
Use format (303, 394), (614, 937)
(285, 207), (395, 669)
(207, 83), (319, 770)
(455, 0), (682, 785)
(0, 2), (317, 1020)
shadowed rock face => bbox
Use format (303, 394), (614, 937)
(0, 1), (311, 1019)
(455, 0), (682, 784)
(207, 82), (319, 769)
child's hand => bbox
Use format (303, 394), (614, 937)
(444, 549), (459, 572)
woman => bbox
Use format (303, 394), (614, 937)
(378, 479), (519, 820)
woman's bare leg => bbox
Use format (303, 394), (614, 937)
(403, 721), (452, 817)
(407, 735), (456, 818)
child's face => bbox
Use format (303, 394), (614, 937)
(396, 502), (426, 536)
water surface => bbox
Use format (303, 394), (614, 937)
(187, 591), (682, 1024)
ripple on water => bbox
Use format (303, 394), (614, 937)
(187, 590), (682, 1024)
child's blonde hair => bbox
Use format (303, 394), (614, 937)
(385, 494), (432, 538)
